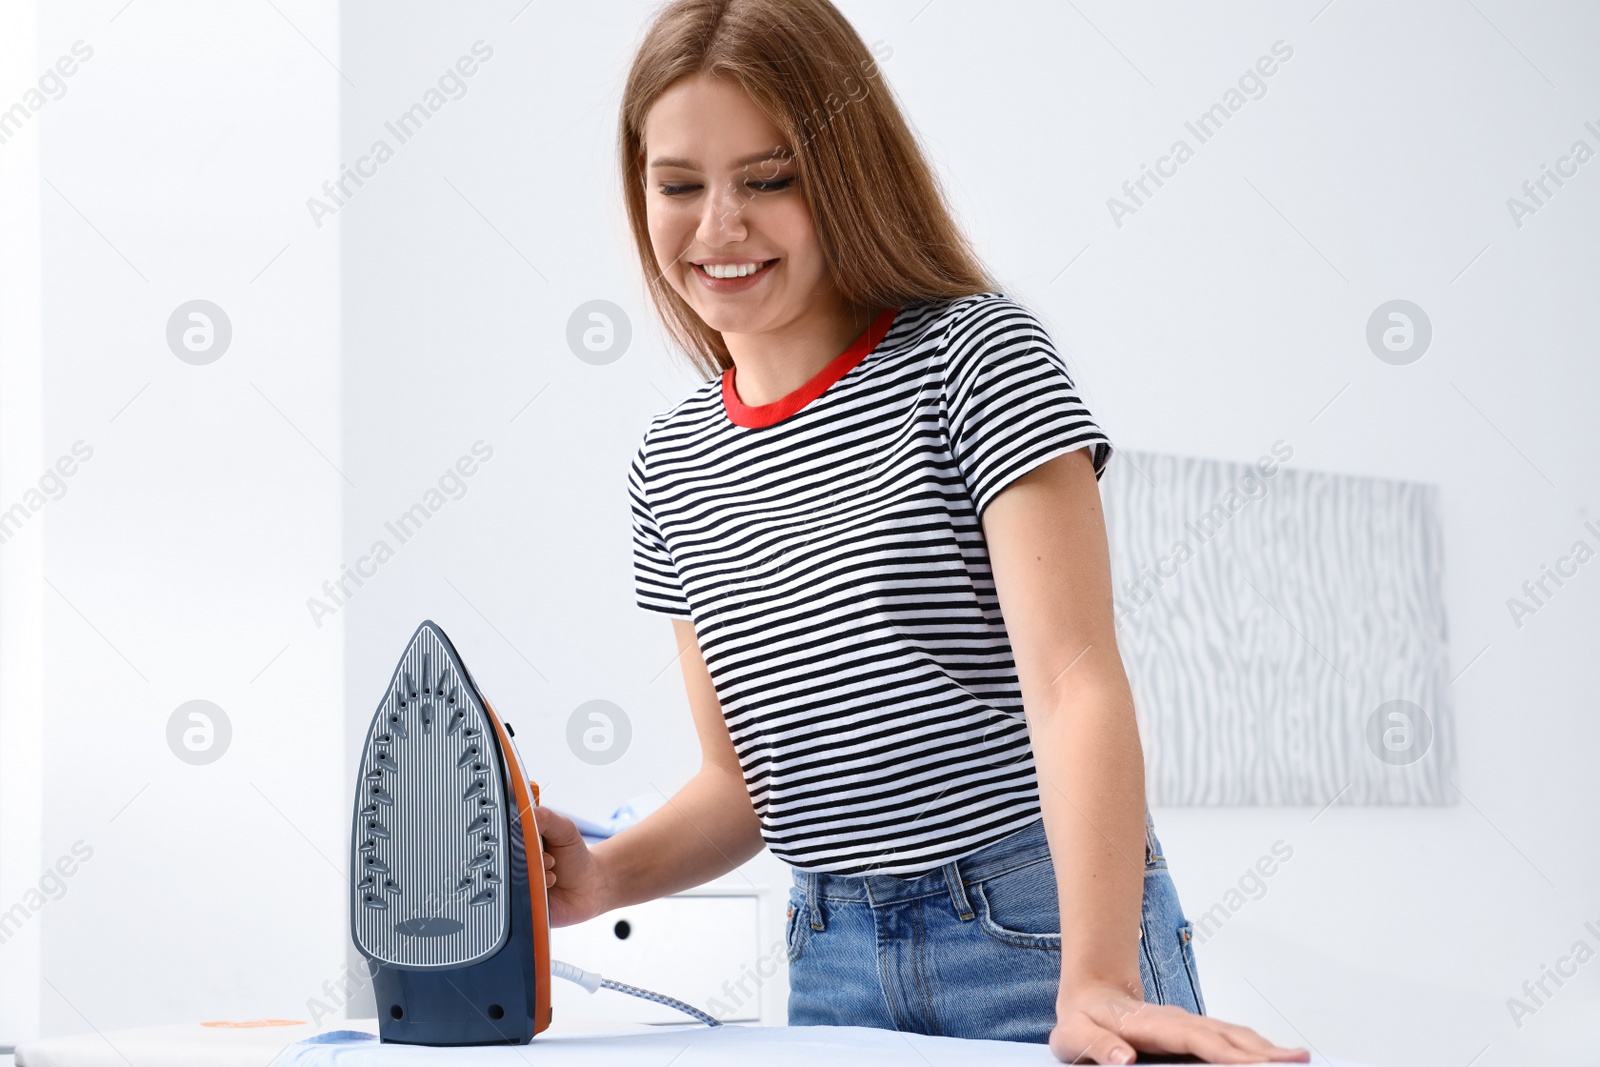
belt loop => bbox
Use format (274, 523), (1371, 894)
(942, 860), (974, 921)
(806, 871), (825, 930)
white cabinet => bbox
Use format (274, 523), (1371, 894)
(548, 888), (780, 1025)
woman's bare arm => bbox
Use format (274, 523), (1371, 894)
(984, 446), (1307, 1065)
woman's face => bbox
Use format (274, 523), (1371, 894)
(641, 72), (839, 336)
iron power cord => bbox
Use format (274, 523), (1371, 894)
(550, 958), (722, 1027)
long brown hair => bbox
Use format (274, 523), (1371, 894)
(618, 0), (998, 380)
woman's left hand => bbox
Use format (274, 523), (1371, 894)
(1049, 980), (1312, 1064)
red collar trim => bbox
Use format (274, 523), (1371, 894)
(721, 306), (899, 429)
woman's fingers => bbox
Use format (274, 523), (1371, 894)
(1193, 1017), (1308, 1062)
(1142, 1013), (1309, 1064)
(1055, 999), (1310, 1065)
(533, 804), (582, 848)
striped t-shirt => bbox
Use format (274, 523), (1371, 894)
(627, 291), (1114, 875)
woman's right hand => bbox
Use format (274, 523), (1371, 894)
(532, 804), (612, 928)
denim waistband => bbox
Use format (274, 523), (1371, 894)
(790, 807), (1158, 918)
(790, 816), (1054, 914)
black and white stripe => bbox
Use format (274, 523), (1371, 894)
(628, 292), (1113, 875)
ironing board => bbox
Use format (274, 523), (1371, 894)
(13, 1018), (381, 1067)
(12, 1018), (1385, 1067)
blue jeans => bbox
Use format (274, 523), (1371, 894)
(785, 810), (1207, 1043)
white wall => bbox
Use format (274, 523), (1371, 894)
(11, 0), (346, 1043)
(3, 1), (1595, 1063)
(0, 0), (46, 1045)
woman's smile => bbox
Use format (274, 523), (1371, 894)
(690, 257), (779, 292)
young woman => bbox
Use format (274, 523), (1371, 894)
(533, 2), (1310, 1063)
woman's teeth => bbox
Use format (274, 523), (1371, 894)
(697, 260), (773, 279)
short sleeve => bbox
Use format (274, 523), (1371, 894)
(627, 437), (694, 619)
(940, 294), (1114, 519)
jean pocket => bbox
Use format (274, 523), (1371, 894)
(971, 858), (1062, 950)
(1177, 920), (1206, 1015)
(785, 893), (809, 963)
